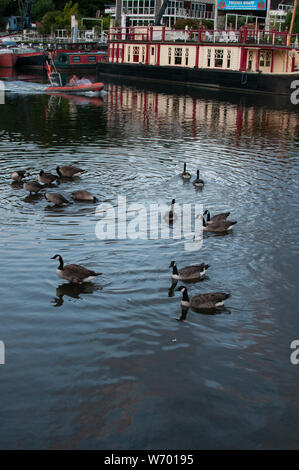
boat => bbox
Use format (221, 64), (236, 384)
(0, 49), (17, 68)
(15, 46), (45, 68)
(97, 25), (299, 95)
(45, 82), (104, 93)
(52, 42), (107, 69)
(44, 60), (104, 94)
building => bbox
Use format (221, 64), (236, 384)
(115, 0), (216, 28)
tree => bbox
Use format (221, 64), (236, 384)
(38, 10), (61, 34)
(283, 4), (299, 34)
(31, 0), (56, 21)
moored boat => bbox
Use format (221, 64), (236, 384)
(0, 49), (17, 68)
(15, 46), (45, 68)
(52, 42), (107, 69)
(97, 25), (299, 96)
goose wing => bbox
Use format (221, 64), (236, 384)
(179, 264), (206, 276)
(211, 212), (230, 223)
(190, 292), (230, 308)
(208, 220), (236, 232)
(63, 264), (100, 282)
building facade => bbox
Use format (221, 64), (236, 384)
(115, 0), (216, 27)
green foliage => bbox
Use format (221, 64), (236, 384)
(173, 18), (200, 30)
(31, 0), (56, 21)
(283, 4), (299, 34)
(38, 10), (61, 33)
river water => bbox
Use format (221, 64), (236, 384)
(0, 70), (298, 449)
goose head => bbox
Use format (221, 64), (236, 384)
(56, 166), (61, 177)
(169, 261), (176, 268)
(51, 254), (62, 261)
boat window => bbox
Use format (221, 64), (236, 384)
(174, 47), (182, 65)
(72, 56), (81, 62)
(247, 50), (253, 70)
(185, 48), (189, 66)
(133, 46), (139, 62)
(151, 47), (155, 56)
(89, 56), (96, 62)
(214, 49), (223, 68)
(128, 46), (131, 62)
(266, 51), (272, 67)
(207, 49), (211, 67)
(227, 49), (231, 68)
(168, 47), (172, 65)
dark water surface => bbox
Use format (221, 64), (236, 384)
(0, 71), (298, 449)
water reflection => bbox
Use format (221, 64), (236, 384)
(53, 282), (100, 307)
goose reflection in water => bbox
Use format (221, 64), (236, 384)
(23, 193), (44, 204)
(53, 282), (101, 307)
(176, 305), (231, 322)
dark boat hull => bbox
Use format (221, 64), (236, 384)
(16, 52), (45, 68)
(97, 62), (297, 96)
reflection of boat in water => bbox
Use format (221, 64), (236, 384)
(45, 82), (104, 94)
(46, 91), (103, 107)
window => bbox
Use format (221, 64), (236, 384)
(72, 56), (81, 63)
(185, 48), (189, 66)
(133, 46), (139, 62)
(227, 49), (231, 68)
(174, 47), (182, 65)
(151, 47), (155, 56)
(88, 56), (96, 62)
(168, 47), (172, 65)
(128, 46), (131, 62)
(247, 50), (253, 70)
(207, 49), (211, 67)
(142, 46), (145, 63)
(259, 51), (265, 67)
(214, 49), (223, 68)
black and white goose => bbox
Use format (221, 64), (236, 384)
(203, 216), (237, 233)
(71, 190), (98, 202)
(176, 285), (231, 310)
(56, 165), (84, 178)
(193, 170), (204, 188)
(45, 193), (71, 206)
(181, 163), (191, 180)
(39, 170), (58, 185)
(203, 210), (230, 225)
(169, 261), (210, 281)
(23, 180), (43, 195)
(51, 254), (101, 284)
(11, 170), (30, 182)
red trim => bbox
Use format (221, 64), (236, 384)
(291, 56), (295, 72)
(195, 45), (199, 68)
(239, 47), (247, 71)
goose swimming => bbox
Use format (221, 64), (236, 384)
(51, 254), (101, 284)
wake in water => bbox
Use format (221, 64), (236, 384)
(3, 80), (48, 94)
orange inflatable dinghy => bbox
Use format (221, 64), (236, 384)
(45, 82), (104, 93)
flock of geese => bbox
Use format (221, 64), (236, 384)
(166, 163), (237, 320)
(11, 161), (237, 320)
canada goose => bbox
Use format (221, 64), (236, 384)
(193, 170), (204, 188)
(169, 261), (210, 281)
(23, 180), (43, 195)
(51, 254), (102, 284)
(56, 165), (83, 178)
(71, 190), (98, 202)
(11, 170), (30, 182)
(176, 285), (231, 310)
(203, 216), (237, 233)
(45, 193), (71, 206)
(39, 170), (58, 185)
(203, 210), (230, 225)
(181, 163), (191, 180)
(166, 199), (176, 223)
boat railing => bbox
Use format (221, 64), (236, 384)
(108, 26), (299, 48)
